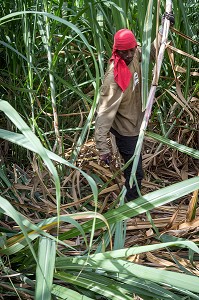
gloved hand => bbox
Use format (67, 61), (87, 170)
(99, 152), (112, 165)
(159, 12), (175, 34)
(163, 11), (175, 26)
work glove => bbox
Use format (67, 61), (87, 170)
(99, 152), (112, 165)
(163, 12), (175, 26)
(159, 12), (175, 34)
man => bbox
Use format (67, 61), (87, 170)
(95, 15), (174, 201)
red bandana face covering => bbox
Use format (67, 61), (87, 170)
(110, 29), (137, 92)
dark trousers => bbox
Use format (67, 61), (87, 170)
(111, 129), (144, 200)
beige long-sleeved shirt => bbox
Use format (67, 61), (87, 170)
(95, 35), (161, 155)
(95, 48), (143, 155)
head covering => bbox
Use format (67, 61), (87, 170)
(110, 29), (137, 92)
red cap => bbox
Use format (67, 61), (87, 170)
(113, 29), (137, 51)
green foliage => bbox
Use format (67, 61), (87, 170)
(0, 0), (199, 299)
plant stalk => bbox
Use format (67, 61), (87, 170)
(129, 0), (173, 188)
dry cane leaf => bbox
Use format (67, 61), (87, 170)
(171, 27), (199, 45)
(89, 161), (113, 177)
(166, 89), (193, 120)
(146, 252), (175, 267)
(167, 44), (199, 63)
(146, 228), (154, 237)
(186, 187), (199, 222)
(164, 205), (180, 230)
(127, 254), (144, 264)
(179, 218), (199, 230)
(167, 46), (193, 120)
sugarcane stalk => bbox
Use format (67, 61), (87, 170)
(129, 0), (173, 188)
(44, 12), (62, 155)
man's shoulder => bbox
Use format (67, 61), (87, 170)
(103, 62), (115, 83)
(135, 47), (142, 62)
(128, 49), (141, 70)
(105, 61), (114, 74)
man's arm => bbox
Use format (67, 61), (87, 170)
(95, 78), (123, 156)
(150, 32), (163, 60)
(150, 12), (175, 60)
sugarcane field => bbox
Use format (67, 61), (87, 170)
(0, 0), (199, 299)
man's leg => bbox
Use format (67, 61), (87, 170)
(115, 135), (144, 201)
(122, 152), (143, 200)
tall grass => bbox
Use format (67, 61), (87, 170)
(0, 0), (199, 299)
